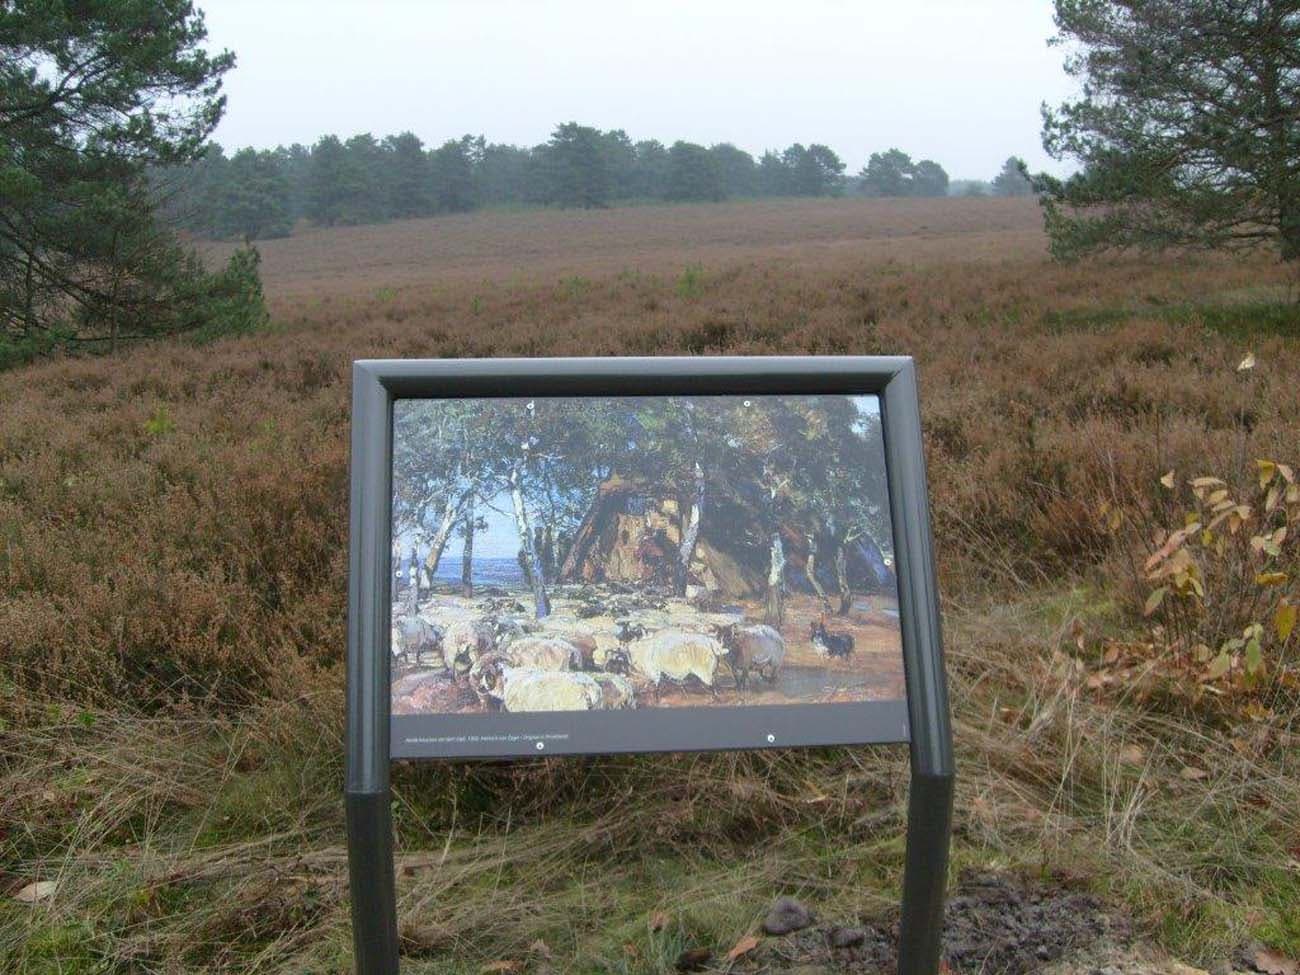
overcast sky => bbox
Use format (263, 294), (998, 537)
(201, 0), (1076, 181)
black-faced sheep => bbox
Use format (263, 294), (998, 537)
(443, 619), (495, 675)
(714, 622), (786, 689)
(615, 619), (647, 644)
(591, 672), (637, 709)
(602, 646), (633, 676)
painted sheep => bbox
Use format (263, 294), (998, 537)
(443, 619), (495, 675)
(505, 636), (582, 672)
(478, 665), (606, 713)
(535, 628), (602, 670)
(625, 629), (729, 689)
(592, 672), (638, 709)
(391, 615), (443, 667)
(714, 622), (785, 689)
(489, 615), (531, 645)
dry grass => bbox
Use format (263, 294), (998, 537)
(206, 196), (1048, 300)
(2, 198), (1299, 972)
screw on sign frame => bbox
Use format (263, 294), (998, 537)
(344, 356), (954, 975)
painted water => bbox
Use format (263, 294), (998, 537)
(397, 556), (524, 588)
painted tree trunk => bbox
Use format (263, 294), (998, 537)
(765, 530), (785, 626)
(834, 543), (852, 615)
(460, 498), (474, 598)
(421, 490), (465, 583)
(510, 465), (550, 618)
(804, 532), (831, 608)
(675, 461), (705, 596)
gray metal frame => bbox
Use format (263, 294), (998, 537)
(346, 356), (953, 974)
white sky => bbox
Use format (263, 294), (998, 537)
(200, 0), (1076, 181)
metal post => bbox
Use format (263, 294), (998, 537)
(898, 771), (954, 974)
(347, 363), (400, 973)
(883, 359), (955, 975)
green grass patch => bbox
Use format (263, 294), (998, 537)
(1043, 298), (1300, 338)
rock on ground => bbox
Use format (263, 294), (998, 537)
(763, 896), (815, 935)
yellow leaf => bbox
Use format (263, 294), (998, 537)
(1278, 463), (1295, 484)
(726, 934), (762, 961)
(1244, 637), (1263, 675)
(1255, 572), (1288, 587)
(1257, 459), (1277, 489)
(12, 881), (57, 904)
(1143, 587), (1168, 617)
(1237, 351), (1256, 371)
(1205, 652), (1232, 680)
(1190, 476), (1226, 489)
(1143, 524), (1199, 572)
(1179, 766), (1208, 781)
(1276, 603), (1297, 642)
(1159, 470), (1175, 489)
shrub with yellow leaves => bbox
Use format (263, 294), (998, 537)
(1134, 459), (1298, 709)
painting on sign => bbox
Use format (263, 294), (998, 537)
(389, 394), (904, 717)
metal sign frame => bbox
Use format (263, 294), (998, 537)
(345, 356), (953, 974)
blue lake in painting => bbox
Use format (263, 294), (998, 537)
(398, 555), (524, 588)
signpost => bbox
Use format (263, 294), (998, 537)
(346, 356), (953, 974)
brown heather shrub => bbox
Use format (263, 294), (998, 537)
(2, 198), (1298, 713)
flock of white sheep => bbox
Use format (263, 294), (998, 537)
(390, 598), (789, 714)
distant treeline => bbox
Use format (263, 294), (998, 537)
(158, 122), (1035, 241)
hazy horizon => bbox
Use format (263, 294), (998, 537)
(199, 0), (1077, 182)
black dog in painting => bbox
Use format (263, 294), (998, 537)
(810, 618), (854, 658)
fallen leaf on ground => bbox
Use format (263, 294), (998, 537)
(1253, 948), (1299, 975)
(1238, 351), (1256, 371)
(13, 880), (56, 903)
(1179, 766), (1208, 781)
(726, 933), (761, 960)
(528, 939), (552, 959)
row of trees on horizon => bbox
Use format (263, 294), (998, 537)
(160, 122), (1035, 241)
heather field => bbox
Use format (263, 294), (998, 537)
(3, 197), (1299, 973)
